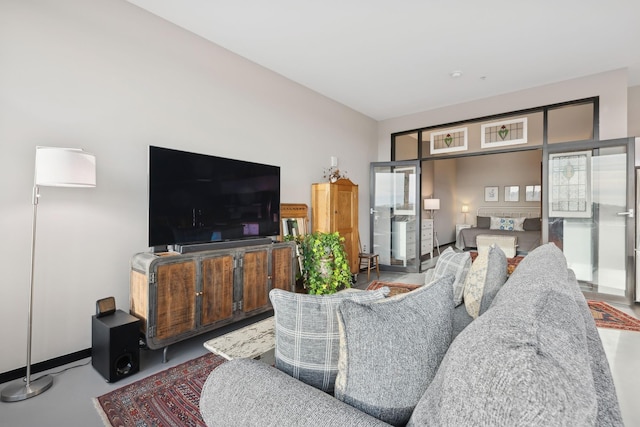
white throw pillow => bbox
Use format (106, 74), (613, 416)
(489, 216), (525, 231)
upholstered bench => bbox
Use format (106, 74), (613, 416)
(476, 234), (517, 258)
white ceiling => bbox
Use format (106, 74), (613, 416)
(126, 0), (640, 121)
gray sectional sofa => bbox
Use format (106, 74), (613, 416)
(199, 243), (623, 426)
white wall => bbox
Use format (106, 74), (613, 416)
(0, 0), (377, 373)
(630, 85), (640, 137)
(378, 68), (630, 160)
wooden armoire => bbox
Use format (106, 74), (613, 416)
(311, 178), (359, 274)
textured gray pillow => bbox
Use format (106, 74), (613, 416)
(269, 288), (389, 393)
(334, 275), (454, 426)
(409, 244), (599, 426)
(432, 247), (471, 306)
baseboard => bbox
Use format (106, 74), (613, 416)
(0, 348), (91, 385)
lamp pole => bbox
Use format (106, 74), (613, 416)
(1, 147), (95, 402)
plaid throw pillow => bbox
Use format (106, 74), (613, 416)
(432, 247), (471, 306)
(269, 288), (389, 393)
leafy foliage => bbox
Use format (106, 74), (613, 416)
(300, 231), (352, 295)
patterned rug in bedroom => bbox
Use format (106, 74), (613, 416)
(94, 353), (226, 427)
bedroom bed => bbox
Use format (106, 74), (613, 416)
(458, 206), (542, 255)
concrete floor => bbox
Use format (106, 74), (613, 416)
(1, 269), (639, 426)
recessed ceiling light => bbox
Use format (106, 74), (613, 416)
(450, 70), (463, 78)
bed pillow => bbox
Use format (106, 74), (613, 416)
(476, 216), (490, 229)
(431, 247), (471, 306)
(269, 287), (389, 392)
(524, 217), (542, 231)
(490, 216), (525, 231)
(334, 275), (454, 426)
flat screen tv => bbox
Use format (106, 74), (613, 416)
(148, 146), (280, 249)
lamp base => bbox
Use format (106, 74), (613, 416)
(1, 374), (53, 402)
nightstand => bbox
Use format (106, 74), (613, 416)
(455, 224), (472, 250)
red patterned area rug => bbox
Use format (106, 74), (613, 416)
(588, 300), (640, 332)
(469, 252), (524, 275)
(366, 281), (420, 297)
(94, 353), (226, 427)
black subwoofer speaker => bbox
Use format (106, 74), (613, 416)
(91, 309), (141, 382)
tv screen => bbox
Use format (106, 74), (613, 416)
(148, 146), (280, 248)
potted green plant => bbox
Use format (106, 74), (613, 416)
(300, 231), (352, 295)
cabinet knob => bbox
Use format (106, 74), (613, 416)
(195, 291), (203, 297)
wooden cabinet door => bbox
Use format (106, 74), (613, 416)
(201, 254), (234, 326)
(242, 249), (269, 312)
(271, 244), (294, 291)
(334, 182), (359, 274)
(155, 260), (197, 340)
(311, 182), (332, 232)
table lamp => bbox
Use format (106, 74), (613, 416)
(461, 204), (469, 224)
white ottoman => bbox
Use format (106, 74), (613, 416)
(476, 234), (517, 258)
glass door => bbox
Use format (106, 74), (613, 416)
(370, 161), (421, 273)
(547, 138), (634, 302)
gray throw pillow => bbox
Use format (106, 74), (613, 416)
(523, 217), (542, 231)
(432, 247), (471, 306)
(476, 216), (490, 229)
(269, 288), (389, 393)
(334, 276), (454, 426)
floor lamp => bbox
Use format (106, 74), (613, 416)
(1, 147), (96, 402)
(423, 198), (441, 256)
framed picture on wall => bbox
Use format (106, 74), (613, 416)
(504, 185), (520, 202)
(484, 186), (499, 202)
(525, 185), (541, 201)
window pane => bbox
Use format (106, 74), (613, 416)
(394, 133), (418, 160)
(548, 103), (594, 144)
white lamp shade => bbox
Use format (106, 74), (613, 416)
(461, 204), (469, 213)
(423, 198), (440, 210)
(35, 147), (96, 187)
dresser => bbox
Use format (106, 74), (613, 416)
(392, 220), (417, 266)
(421, 219), (434, 258)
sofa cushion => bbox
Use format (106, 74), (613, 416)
(334, 275), (454, 426)
(567, 270), (624, 425)
(430, 247), (471, 306)
(269, 288), (389, 393)
(408, 244), (598, 426)
(463, 244), (507, 319)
